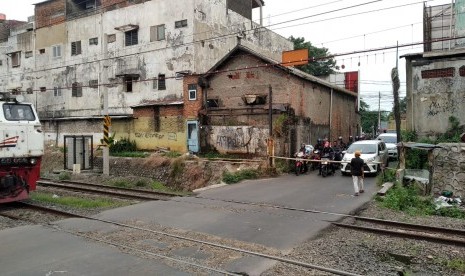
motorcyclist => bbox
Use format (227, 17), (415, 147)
(338, 136), (347, 150)
(319, 140), (335, 175)
(295, 143), (308, 173)
(314, 138), (324, 152)
(347, 136), (354, 147)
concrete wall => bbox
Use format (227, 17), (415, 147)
(405, 56), (465, 137)
(131, 105), (187, 152)
(206, 126), (268, 155)
(433, 143), (465, 197)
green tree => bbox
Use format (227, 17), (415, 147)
(289, 36), (336, 76)
(359, 99), (387, 134)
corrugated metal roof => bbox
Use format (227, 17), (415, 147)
(398, 142), (443, 150)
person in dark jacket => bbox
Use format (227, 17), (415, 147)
(350, 150), (364, 196)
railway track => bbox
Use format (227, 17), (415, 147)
(196, 195), (465, 247)
(4, 201), (359, 276)
(37, 179), (179, 201)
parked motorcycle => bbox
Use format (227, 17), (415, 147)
(294, 151), (307, 176)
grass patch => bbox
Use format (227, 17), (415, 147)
(376, 168), (397, 186)
(200, 151), (247, 160)
(223, 169), (259, 184)
(377, 184), (435, 216)
(378, 184), (465, 218)
(111, 151), (149, 158)
(31, 192), (127, 209)
(163, 151), (182, 158)
(445, 259), (465, 272)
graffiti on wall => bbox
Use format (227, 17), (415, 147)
(135, 132), (165, 139)
(210, 126), (268, 154)
(426, 96), (465, 117)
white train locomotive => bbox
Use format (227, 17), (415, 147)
(0, 93), (44, 203)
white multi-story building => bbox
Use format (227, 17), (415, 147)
(0, 0), (292, 145)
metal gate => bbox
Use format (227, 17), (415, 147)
(64, 135), (93, 170)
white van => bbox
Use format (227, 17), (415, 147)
(376, 133), (398, 160)
(341, 140), (389, 175)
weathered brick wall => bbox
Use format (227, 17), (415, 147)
(183, 76), (203, 119)
(204, 51), (359, 151)
(35, 0), (65, 29)
(433, 143), (465, 197)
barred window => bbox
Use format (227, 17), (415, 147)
(72, 83), (82, 97)
(71, 41), (82, 56)
(89, 37), (98, 45)
(421, 68), (455, 79)
(175, 19), (188, 28)
(125, 30), (138, 46)
(158, 74), (166, 90)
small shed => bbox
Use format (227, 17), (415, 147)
(397, 142), (443, 195)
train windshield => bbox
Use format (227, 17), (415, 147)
(3, 104), (36, 121)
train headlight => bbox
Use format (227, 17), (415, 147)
(30, 158), (37, 165)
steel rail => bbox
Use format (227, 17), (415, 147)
(17, 202), (86, 218)
(37, 180), (164, 201)
(39, 178), (182, 197)
(333, 222), (465, 247)
(20, 202), (360, 276)
(196, 196), (465, 238)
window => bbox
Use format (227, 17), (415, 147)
(39, 49), (45, 54)
(107, 34), (116, 43)
(40, 87), (46, 92)
(150, 24), (165, 41)
(188, 84), (197, 101)
(125, 30), (138, 46)
(207, 99), (219, 108)
(53, 87), (62, 97)
(89, 79), (98, 88)
(421, 68), (454, 79)
(175, 19), (188, 28)
(460, 66), (465, 77)
(89, 37), (98, 45)
(72, 83), (82, 97)
(71, 41), (82, 56)
(11, 52), (21, 67)
(3, 104), (35, 121)
(0, 60), (2, 66)
(123, 76), (138, 92)
(158, 74), (166, 90)
(52, 45), (61, 58)
(25, 51), (33, 58)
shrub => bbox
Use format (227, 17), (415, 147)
(378, 183), (435, 216)
(58, 171), (71, 180)
(223, 169), (259, 184)
(110, 138), (137, 153)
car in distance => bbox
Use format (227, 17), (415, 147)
(341, 140), (389, 176)
(376, 133), (398, 160)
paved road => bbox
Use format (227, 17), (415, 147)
(0, 170), (377, 276)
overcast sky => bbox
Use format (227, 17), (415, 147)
(0, 0), (455, 111)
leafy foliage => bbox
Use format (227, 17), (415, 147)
(289, 36), (336, 76)
(223, 169), (259, 184)
(110, 138), (137, 153)
(359, 99), (388, 134)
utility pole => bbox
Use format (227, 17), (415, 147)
(101, 14), (110, 176)
(268, 85), (274, 167)
(392, 41), (402, 165)
(378, 91), (381, 134)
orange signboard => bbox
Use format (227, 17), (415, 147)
(282, 49), (309, 67)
